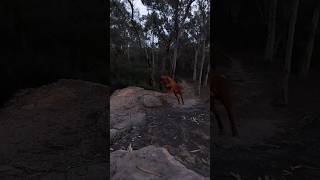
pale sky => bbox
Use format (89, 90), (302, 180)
(134, 0), (148, 16)
(121, 0), (206, 47)
(122, 0), (156, 46)
(122, 0), (148, 17)
(122, 0), (204, 22)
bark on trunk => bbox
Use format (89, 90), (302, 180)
(274, 31), (284, 57)
(265, 0), (277, 62)
(171, 41), (178, 79)
(127, 43), (130, 62)
(301, 3), (320, 77)
(280, 0), (299, 105)
(151, 46), (156, 87)
(204, 60), (210, 87)
(198, 40), (206, 95)
(193, 47), (199, 81)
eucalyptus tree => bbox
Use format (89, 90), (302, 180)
(197, 0), (210, 95)
(300, 2), (320, 77)
(280, 0), (300, 105)
(184, 8), (201, 81)
(142, 0), (196, 79)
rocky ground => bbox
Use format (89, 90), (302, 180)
(110, 81), (211, 179)
(2, 51), (319, 180)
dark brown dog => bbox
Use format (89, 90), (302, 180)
(211, 72), (239, 136)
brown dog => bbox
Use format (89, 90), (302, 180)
(211, 72), (239, 136)
(160, 76), (184, 104)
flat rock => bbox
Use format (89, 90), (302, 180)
(110, 87), (165, 143)
(110, 145), (209, 180)
(142, 94), (163, 107)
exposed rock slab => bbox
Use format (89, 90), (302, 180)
(110, 87), (165, 144)
(110, 145), (209, 180)
(142, 94), (163, 108)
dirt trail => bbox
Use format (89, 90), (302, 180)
(214, 56), (285, 147)
(213, 53), (320, 179)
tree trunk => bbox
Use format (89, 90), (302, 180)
(127, 0), (142, 49)
(127, 0), (153, 84)
(143, 43), (153, 86)
(127, 43), (130, 62)
(151, 46), (156, 87)
(198, 40), (206, 95)
(265, 0), (277, 62)
(274, 30), (284, 57)
(169, 0), (195, 79)
(300, 3), (320, 77)
(171, 41), (179, 79)
(193, 46), (199, 81)
(280, 0), (299, 105)
(160, 54), (166, 76)
(204, 60), (210, 87)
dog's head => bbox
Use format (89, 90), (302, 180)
(160, 75), (170, 84)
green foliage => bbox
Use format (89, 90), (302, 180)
(110, 58), (150, 90)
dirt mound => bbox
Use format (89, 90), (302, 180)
(0, 79), (108, 178)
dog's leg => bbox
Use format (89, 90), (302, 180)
(173, 92), (180, 104)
